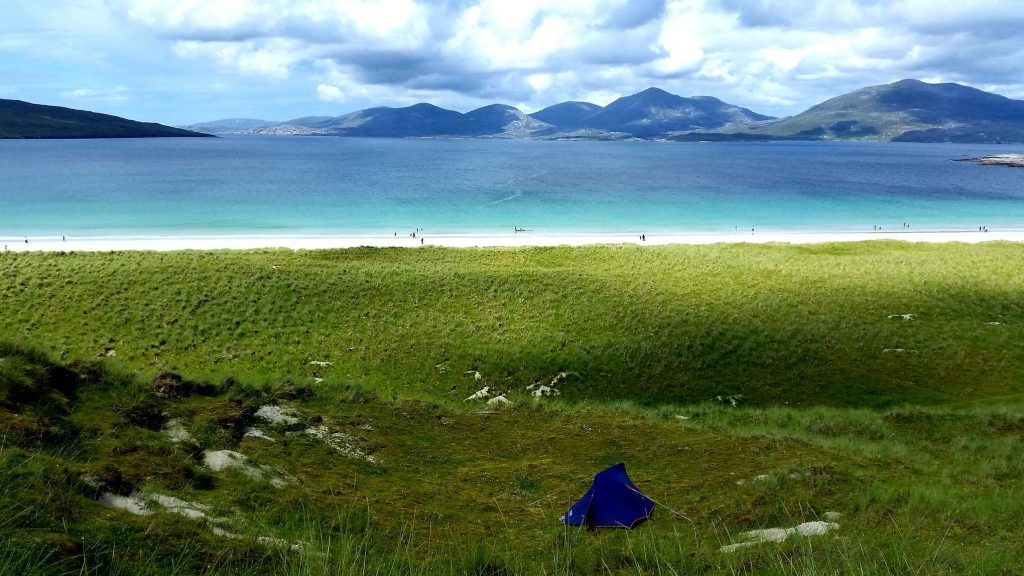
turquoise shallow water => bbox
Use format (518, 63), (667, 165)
(1, 137), (1023, 237)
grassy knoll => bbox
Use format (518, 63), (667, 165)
(1, 242), (1023, 574)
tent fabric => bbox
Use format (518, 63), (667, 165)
(561, 463), (655, 529)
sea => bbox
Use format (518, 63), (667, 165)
(2, 137), (1023, 238)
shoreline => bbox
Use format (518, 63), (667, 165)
(2, 228), (1023, 252)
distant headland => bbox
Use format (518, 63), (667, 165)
(0, 99), (211, 139)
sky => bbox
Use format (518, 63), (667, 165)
(2, 0), (1023, 125)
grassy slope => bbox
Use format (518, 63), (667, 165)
(1, 243), (1022, 407)
(2, 243), (1023, 574)
(732, 81), (1024, 142)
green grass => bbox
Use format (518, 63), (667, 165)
(1, 242), (1023, 574)
(2, 243), (1022, 407)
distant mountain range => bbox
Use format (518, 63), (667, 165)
(182, 87), (776, 140)
(5, 79), (1024, 142)
(0, 99), (209, 139)
(184, 80), (1024, 143)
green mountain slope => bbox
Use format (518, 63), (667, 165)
(742, 79), (1024, 142)
(0, 99), (211, 139)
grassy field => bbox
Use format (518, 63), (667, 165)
(1, 242), (1023, 574)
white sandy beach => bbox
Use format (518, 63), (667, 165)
(2, 229), (1023, 252)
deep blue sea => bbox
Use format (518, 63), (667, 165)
(2, 137), (1023, 237)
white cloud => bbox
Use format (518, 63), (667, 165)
(172, 39), (304, 79)
(6, 0), (1017, 121)
(316, 83), (345, 102)
(649, 2), (706, 76)
(60, 86), (130, 102)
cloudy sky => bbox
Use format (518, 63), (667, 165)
(3, 0), (1023, 125)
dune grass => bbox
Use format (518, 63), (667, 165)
(1, 242), (1023, 574)
(1, 242), (1022, 408)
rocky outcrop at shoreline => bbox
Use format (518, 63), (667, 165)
(955, 154), (1024, 167)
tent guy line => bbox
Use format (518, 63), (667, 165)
(627, 485), (691, 522)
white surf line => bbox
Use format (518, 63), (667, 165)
(3, 228), (1024, 252)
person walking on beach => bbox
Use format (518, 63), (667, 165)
(421, 238), (424, 245)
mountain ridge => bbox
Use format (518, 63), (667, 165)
(191, 87), (775, 139)
(729, 79), (1024, 142)
(185, 80), (1024, 143)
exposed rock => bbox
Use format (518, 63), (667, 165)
(97, 493), (151, 516)
(99, 491), (215, 520)
(527, 372), (566, 397)
(305, 425), (378, 463)
(243, 427), (275, 442)
(720, 521), (840, 553)
(465, 386), (490, 401)
(486, 395), (511, 407)
(149, 494), (215, 521)
(163, 417), (194, 444)
(202, 449), (295, 487)
(955, 154), (1024, 168)
(203, 450), (251, 473)
(254, 405), (300, 426)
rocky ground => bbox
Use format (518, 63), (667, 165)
(956, 153), (1024, 167)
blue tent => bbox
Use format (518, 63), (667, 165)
(561, 463), (655, 529)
